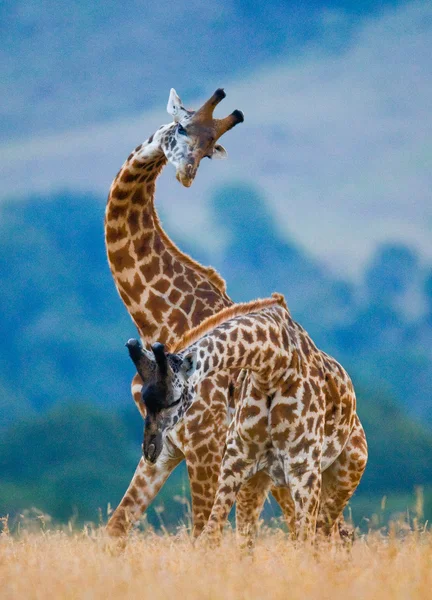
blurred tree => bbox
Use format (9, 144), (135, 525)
(364, 243), (419, 306)
(0, 194), (133, 411)
(0, 403), (135, 521)
(424, 270), (432, 323)
(357, 385), (432, 494)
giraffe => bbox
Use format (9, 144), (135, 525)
(125, 293), (368, 545)
(104, 87), (294, 542)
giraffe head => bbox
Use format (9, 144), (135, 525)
(162, 88), (244, 187)
(126, 339), (196, 463)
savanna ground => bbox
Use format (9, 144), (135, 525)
(1, 512), (431, 600)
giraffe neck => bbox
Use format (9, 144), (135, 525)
(105, 125), (231, 347)
(185, 305), (293, 390)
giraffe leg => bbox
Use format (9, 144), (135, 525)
(270, 486), (296, 532)
(272, 485), (357, 542)
(235, 472), (272, 550)
(232, 370), (270, 549)
(106, 442), (183, 540)
(316, 414), (368, 539)
(128, 375), (227, 539)
(269, 391), (322, 542)
(185, 455), (220, 538)
(286, 459), (322, 543)
(184, 384), (230, 537)
(200, 437), (255, 547)
(128, 375), (226, 538)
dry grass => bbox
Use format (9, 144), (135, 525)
(1, 519), (431, 600)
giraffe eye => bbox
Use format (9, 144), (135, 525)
(177, 124), (187, 136)
(168, 398), (181, 409)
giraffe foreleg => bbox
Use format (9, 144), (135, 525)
(106, 442), (183, 540)
(235, 472), (272, 550)
(183, 381), (230, 537)
(185, 452), (222, 538)
(316, 414), (368, 540)
(200, 437), (255, 547)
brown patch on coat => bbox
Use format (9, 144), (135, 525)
(271, 402), (298, 426)
(111, 186), (130, 201)
(105, 202), (128, 221)
(180, 294), (194, 314)
(145, 290), (171, 321)
(168, 308), (190, 335)
(168, 288), (182, 304)
(105, 224), (128, 244)
(240, 405), (261, 421)
(139, 256), (160, 281)
(117, 274), (145, 304)
(153, 277), (171, 294)
(127, 210), (140, 235)
(133, 232), (153, 258)
(108, 243), (135, 272)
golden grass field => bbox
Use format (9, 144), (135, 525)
(1, 518), (431, 600)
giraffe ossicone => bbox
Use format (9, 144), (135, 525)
(127, 294), (368, 543)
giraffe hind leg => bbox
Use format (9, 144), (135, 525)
(270, 486), (296, 534)
(316, 414), (368, 540)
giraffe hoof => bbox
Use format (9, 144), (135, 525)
(103, 533), (128, 556)
(338, 522), (355, 545)
(196, 529), (221, 550)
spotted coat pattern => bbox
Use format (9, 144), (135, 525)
(104, 90), (295, 542)
(143, 295), (368, 545)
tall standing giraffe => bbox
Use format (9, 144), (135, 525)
(125, 294), (368, 545)
(105, 88), (294, 541)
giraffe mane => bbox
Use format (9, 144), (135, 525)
(151, 201), (227, 294)
(169, 293), (288, 353)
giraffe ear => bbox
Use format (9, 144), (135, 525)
(211, 144), (228, 160)
(181, 351), (198, 379)
(167, 88), (188, 123)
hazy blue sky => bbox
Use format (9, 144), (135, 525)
(1, 0), (431, 278)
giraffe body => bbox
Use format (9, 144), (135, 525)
(127, 294), (368, 544)
(104, 88), (294, 541)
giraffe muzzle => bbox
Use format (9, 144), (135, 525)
(176, 164), (196, 188)
(143, 433), (163, 464)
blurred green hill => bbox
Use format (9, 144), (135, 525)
(1, 185), (432, 526)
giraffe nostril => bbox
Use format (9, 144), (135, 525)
(147, 443), (156, 461)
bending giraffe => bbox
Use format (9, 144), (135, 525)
(126, 294), (368, 545)
(105, 87), (294, 541)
